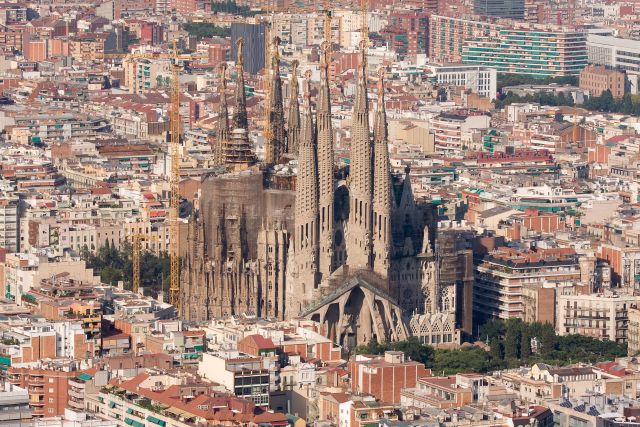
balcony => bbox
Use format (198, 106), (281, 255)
(68, 397), (84, 410)
(69, 388), (84, 399)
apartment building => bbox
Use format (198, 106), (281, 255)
(381, 12), (429, 59)
(473, 247), (581, 322)
(0, 382), (31, 424)
(463, 27), (588, 77)
(597, 244), (640, 291)
(7, 364), (77, 417)
(401, 373), (485, 410)
(429, 15), (501, 64)
(198, 352), (271, 407)
(86, 373), (287, 427)
(430, 109), (491, 154)
(580, 65), (627, 98)
(0, 195), (19, 252)
(557, 292), (640, 343)
(349, 352), (431, 405)
(0, 253), (98, 304)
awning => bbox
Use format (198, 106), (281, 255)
(147, 415), (166, 426)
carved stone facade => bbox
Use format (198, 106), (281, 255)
(182, 44), (471, 347)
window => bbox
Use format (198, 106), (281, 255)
(48, 408), (54, 414)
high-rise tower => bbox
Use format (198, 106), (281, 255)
(233, 38), (248, 131)
(372, 68), (392, 278)
(286, 60), (300, 156)
(345, 41), (373, 271)
(264, 37), (285, 165)
(317, 41), (335, 278)
(215, 63), (229, 167)
(289, 70), (319, 314)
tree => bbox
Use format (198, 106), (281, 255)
(183, 22), (231, 40)
(489, 337), (503, 361)
(621, 93), (634, 115)
(392, 337), (434, 365)
(504, 322), (521, 360)
(355, 337), (433, 366)
(479, 319), (505, 342)
(539, 323), (557, 356)
(433, 347), (492, 375)
(520, 326), (532, 360)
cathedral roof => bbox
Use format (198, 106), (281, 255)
(300, 274), (401, 318)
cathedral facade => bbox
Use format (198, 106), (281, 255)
(182, 40), (462, 348)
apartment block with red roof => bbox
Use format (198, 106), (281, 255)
(349, 351), (432, 404)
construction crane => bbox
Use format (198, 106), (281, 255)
(361, 0), (369, 49)
(323, 0), (332, 46)
(93, 42), (206, 316)
(130, 232), (159, 295)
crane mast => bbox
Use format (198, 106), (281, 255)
(92, 42), (206, 317)
(323, 0), (331, 45)
(131, 232), (159, 295)
(168, 40), (181, 315)
(361, 0), (369, 49)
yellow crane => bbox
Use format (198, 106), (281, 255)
(93, 42), (206, 316)
(323, 0), (331, 45)
(361, 0), (369, 49)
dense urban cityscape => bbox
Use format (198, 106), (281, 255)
(0, 0), (638, 425)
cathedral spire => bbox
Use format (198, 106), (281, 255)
(215, 63), (229, 167)
(372, 68), (392, 278)
(291, 70), (319, 314)
(286, 60), (300, 156)
(317, 41), (335, 278)
(346, 40), (373, 271)
(265, 36), (285, 165)
(233, 38), (248, 131)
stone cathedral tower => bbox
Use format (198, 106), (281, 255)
(317, 42), (335, 279)
(214, 63), (229, 167)
(233, 38), (248, 131)
(345, 43), (374, 272)
(372, 69), (392, 278)
(287, 71), (319, 315)
(286, 60), (301, 156)
(183, 44), (465, 347)
(264, 37), (285, 165)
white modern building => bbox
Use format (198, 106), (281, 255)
(429, 64), (498, 100)
(587, 34), (640, 94)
